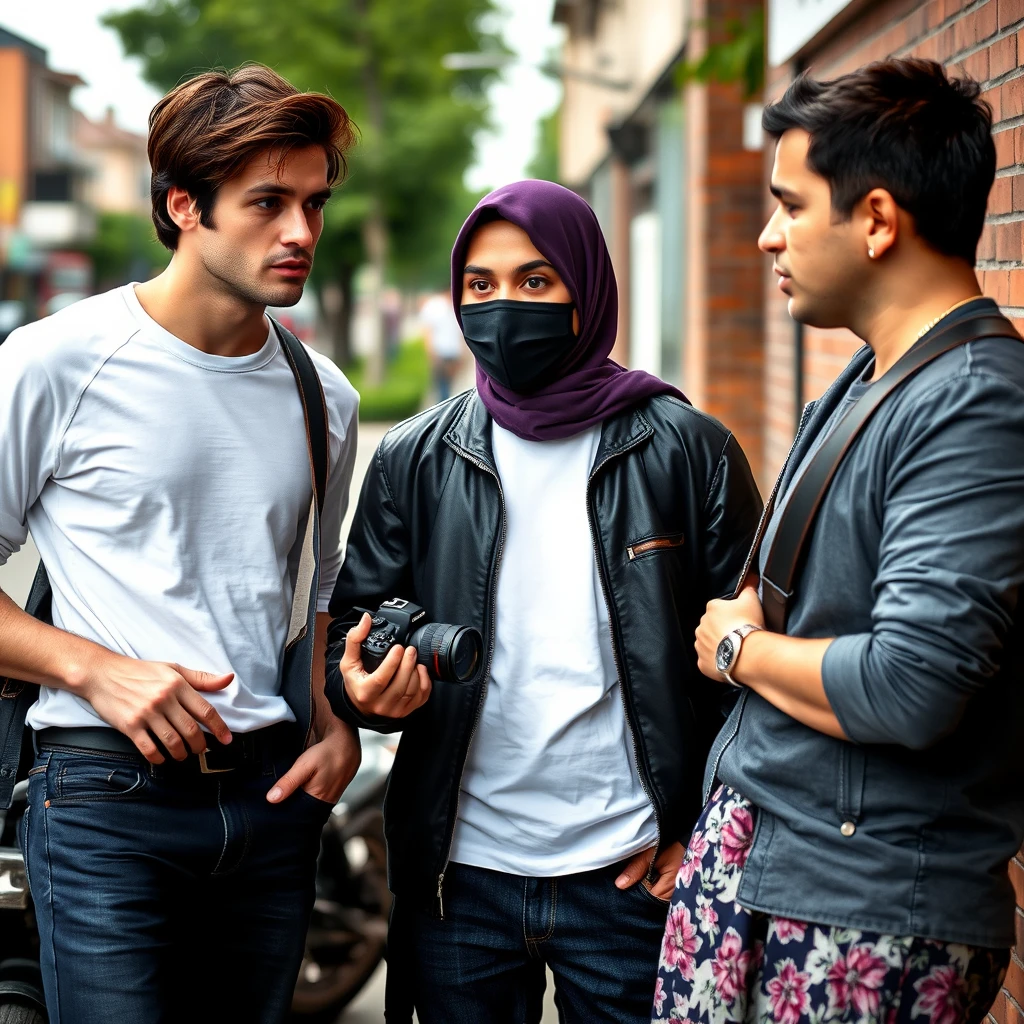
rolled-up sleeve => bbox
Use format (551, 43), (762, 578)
(822, 371), (1024, 749)
(0, 330), (59, 568)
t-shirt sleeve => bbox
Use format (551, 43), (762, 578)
(0, 329), (61, 567)
(316, 369), (360, 611)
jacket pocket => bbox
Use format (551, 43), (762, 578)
(626, 533), (684, 561)
(836, 743), (866, 824)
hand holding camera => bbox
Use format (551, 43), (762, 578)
(341, 599), (483, 719)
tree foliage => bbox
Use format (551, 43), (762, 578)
(104, 0), (503, 289)
(676, 9), (764, 100)
(87, 212), (170, 290)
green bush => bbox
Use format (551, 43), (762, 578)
(347, 338), (430, 421)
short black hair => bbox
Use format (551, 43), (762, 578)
(763, 58), (994, 263)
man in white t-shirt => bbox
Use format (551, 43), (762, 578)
(0, 66), (397, 1024)
(420, 289), (468, 401)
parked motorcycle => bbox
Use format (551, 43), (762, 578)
(0, 729), (394, 1024)
(290, 729), (394, 1020)
(0, 781), (47, 1024)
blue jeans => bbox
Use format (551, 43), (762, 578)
(21, 741), (332, 1024)
(410, 860), (670, 1023)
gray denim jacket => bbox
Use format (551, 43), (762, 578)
(706, 299), (1024, 948)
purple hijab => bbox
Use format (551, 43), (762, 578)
(450, 179), (687, 442)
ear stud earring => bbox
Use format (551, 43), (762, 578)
(868, 247), (876, 259)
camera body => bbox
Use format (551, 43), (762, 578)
(359, 598), (482, 684)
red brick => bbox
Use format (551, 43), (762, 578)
(979, 225), (997, 261)
(992, 990), (1008, 1024)
(990, 34), (1018, 79)
(1010, 857), (1024, 907)
(987, 270), (1012, 304)
(992, 177), (1014, 215)
(1015, 905), (1024, 951)
(998, 220), (1024, 261)
(964, 48), (990, 81)
(1014, 126), (1024, 164)
(1010, 270), (1024, 306)
(1005, 956), (1024, 1011)
(1012, 174), (1024, 212)
(1000, 0), (1024, 30)
(996, 129), (1016, 169)
(978, 0), (1000, 40)
(999, 77), (1024, 120)
(926, 0), (945, 29)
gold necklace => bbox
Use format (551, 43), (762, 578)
(914, 295), (982, 341)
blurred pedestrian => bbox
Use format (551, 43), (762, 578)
(419, 287), (467, 401)
(0, 65), (361, 1024)
(325, 179), (763, 1023)
(654, 58), (1024, 1024)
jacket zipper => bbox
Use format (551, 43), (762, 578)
(586, 443), (663, 873)
(435, 444), (507, 918)
(703, 403), (814, 801)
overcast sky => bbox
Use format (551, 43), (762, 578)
(0, 0), (563, 191)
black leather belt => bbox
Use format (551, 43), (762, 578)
(35, 723), (299, 775)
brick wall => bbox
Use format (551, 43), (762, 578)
(763, 0), (1024, 487)
(683, 0), (766, 476)
(763, 0), (1024, 1013)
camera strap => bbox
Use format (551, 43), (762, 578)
(746, 311), (1023, 634)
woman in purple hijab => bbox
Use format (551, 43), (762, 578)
(452, 178), (686, 441)
(324, 180), (763, 1024)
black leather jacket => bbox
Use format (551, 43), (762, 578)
(325, 390), (762, 908)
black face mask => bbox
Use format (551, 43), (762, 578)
(460, 299), (576, 394)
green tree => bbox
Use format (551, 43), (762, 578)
(526, 106), (560, 183)
(104, 0), (502, 366)
(87, 212), (170, 290)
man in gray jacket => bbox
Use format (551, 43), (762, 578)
(653, 58), (1024, 1024)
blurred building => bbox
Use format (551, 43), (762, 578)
(552, 0), (766, 476)
(75, 107), (150, 216)
(0, 25), (94, 317)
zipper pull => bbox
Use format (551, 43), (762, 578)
(437, 873), (445, 919)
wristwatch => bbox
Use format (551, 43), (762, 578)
(715, 624), (763, 687)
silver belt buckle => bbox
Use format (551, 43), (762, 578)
(198, 747), (233, 774)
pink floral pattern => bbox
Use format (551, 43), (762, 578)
(825, 944), (887, 1018)
(711, 927), (753, 1002)
(766, 959), (811, 1024)
(660, 903), (703, 981)
(912, 964), (968, 1024)
(773, 918), (807, 945)
(719, 804), (754, 868)
(651, 787), (1007, 1024)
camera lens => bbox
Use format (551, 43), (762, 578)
(411, 622), (483, 683)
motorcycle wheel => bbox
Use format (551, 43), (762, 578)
(291, 810), (391, 1019)
(0, 1004), (45, 1024)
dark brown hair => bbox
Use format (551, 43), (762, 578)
(148, 64), (355, 249)
(763, 58), (994, 263)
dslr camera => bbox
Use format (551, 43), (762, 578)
(359, 598), (482, 684)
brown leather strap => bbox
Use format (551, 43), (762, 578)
(759, 312), (1023, 634)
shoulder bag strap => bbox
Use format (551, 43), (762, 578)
(272, 318), (330, 519)
(759, 311), (1023, 634)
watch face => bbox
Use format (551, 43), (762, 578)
(716, 636), (736, 675)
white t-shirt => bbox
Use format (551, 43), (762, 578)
(449, 421), (658, 876)
(0, 285), (359, 733)
(419, 294), (464, 360)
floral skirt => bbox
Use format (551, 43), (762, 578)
(652, 786), (1009, 1024)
